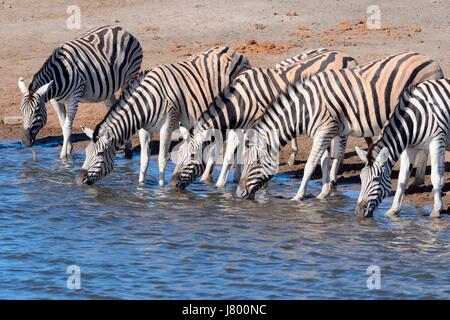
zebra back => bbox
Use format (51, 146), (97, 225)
(311, 51), (443, 137)
(369, 78), (450, 166)
(192, 49), (357, 138)
(93, 46), (250, 145)
(275, 48), (329, 68)
(29, 25), (143, 103)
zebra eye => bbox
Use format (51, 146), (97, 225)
(98, 152), (104, 157)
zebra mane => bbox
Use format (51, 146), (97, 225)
(29, 47), (62, 93)
(257, 75), (310, 128)
(92, 69), (150, 142)
(366, 83), (416, 163)
(366, 143), (376, 165)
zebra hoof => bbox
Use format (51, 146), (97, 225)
(123, 148), (133, 159)
(200, 174), (212, 182)
(385, 208), (400, 216)
(430, 210), (441, 218)
(316, 192), (330, 200)
(59, 152), (72, 161)
(291, 193), (312, 201)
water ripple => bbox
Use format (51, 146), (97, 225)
(0, 143), (448, 299)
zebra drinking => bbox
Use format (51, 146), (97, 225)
(77, 46), (250, 186)
(355, 79), (450, 218)
(170, 49), (358, 189)
(18, 25), (143, 159)
(236, 52), (443, 200)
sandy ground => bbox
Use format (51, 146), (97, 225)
(1, 0), (450, 211)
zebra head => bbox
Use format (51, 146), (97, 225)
(18, 78), (53, 147)
(354, 146), (392, 217)
(236, 133), (276, 200)
(169, 127), (208, 189)
(77, 126), (117, 185)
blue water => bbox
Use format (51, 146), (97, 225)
(0, 141), (449, 299)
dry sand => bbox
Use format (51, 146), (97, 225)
(1, 0), (450, 211)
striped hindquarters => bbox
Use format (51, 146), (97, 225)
(311, 51), (443, 137)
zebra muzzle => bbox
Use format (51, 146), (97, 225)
(21, 129), (35, 147)
(76, 169), (91, 185)
(354, 200), (374, 218)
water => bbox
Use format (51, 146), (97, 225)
(0, 141), (449, 299)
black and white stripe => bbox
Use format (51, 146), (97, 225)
(236, 51), (443, 200)
(18, 25), (143, 159)
(355, 78), (450, 218)
(275, 48), (329, 68)
(170, 49), (358, 189)
(77, 46), (250, 186)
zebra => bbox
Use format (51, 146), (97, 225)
(275, 48), (329, 69)
(170, 49), (358, 189)
(236, 51), (443, 200)
(76, 46), (250, 186)
(354, 78), (450, 218)
(18, 25), (143, 159)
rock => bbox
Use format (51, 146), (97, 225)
(3, 116), (23, 125)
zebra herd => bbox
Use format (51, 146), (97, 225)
(18, 25), (450, 218)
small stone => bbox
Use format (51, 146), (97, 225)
(3, 116), (23, 125)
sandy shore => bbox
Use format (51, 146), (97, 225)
(1, 0), (450, 212)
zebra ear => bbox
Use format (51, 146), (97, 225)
(18, 77), (28, 95)
(179, 126), (190, 142)
(375, 147), (390, 166)
(80, 126), (94, 140)
(355, 146), (368, 163)
(35, 80), (54, 97)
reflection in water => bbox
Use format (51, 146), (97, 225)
(0, 141), (449, 299)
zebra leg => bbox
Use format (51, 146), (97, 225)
(216, 130), (239, 187)
(317, 149), (331, 200)
(138, 129), (152, 184)
(200, 141), (217, 181)
(105, 95), (133, 159)
(233, 163), (242, 183)
(429, 139), (445, 218)
(408, 149), (428, 191)
(287, 138), (298, 167)
(158, 119), (174, 187)
(386, 148), (418, 216)
(292, 132), (334, 201)
(329, 135), (347, 186)
(60, 94), (81, 160)
(50, 99), (72, 154)
(200, 157), (215, 181)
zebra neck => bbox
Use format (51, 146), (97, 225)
(253, 124), (288, 152)
(196, 88), (238, 139)
(253, 85), (310, 150)
(29, 51), (63, 102)
(97, 96), (151, 148)
(369, 141), (399, 171)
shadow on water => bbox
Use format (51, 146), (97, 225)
(0, 141), (449, 299)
